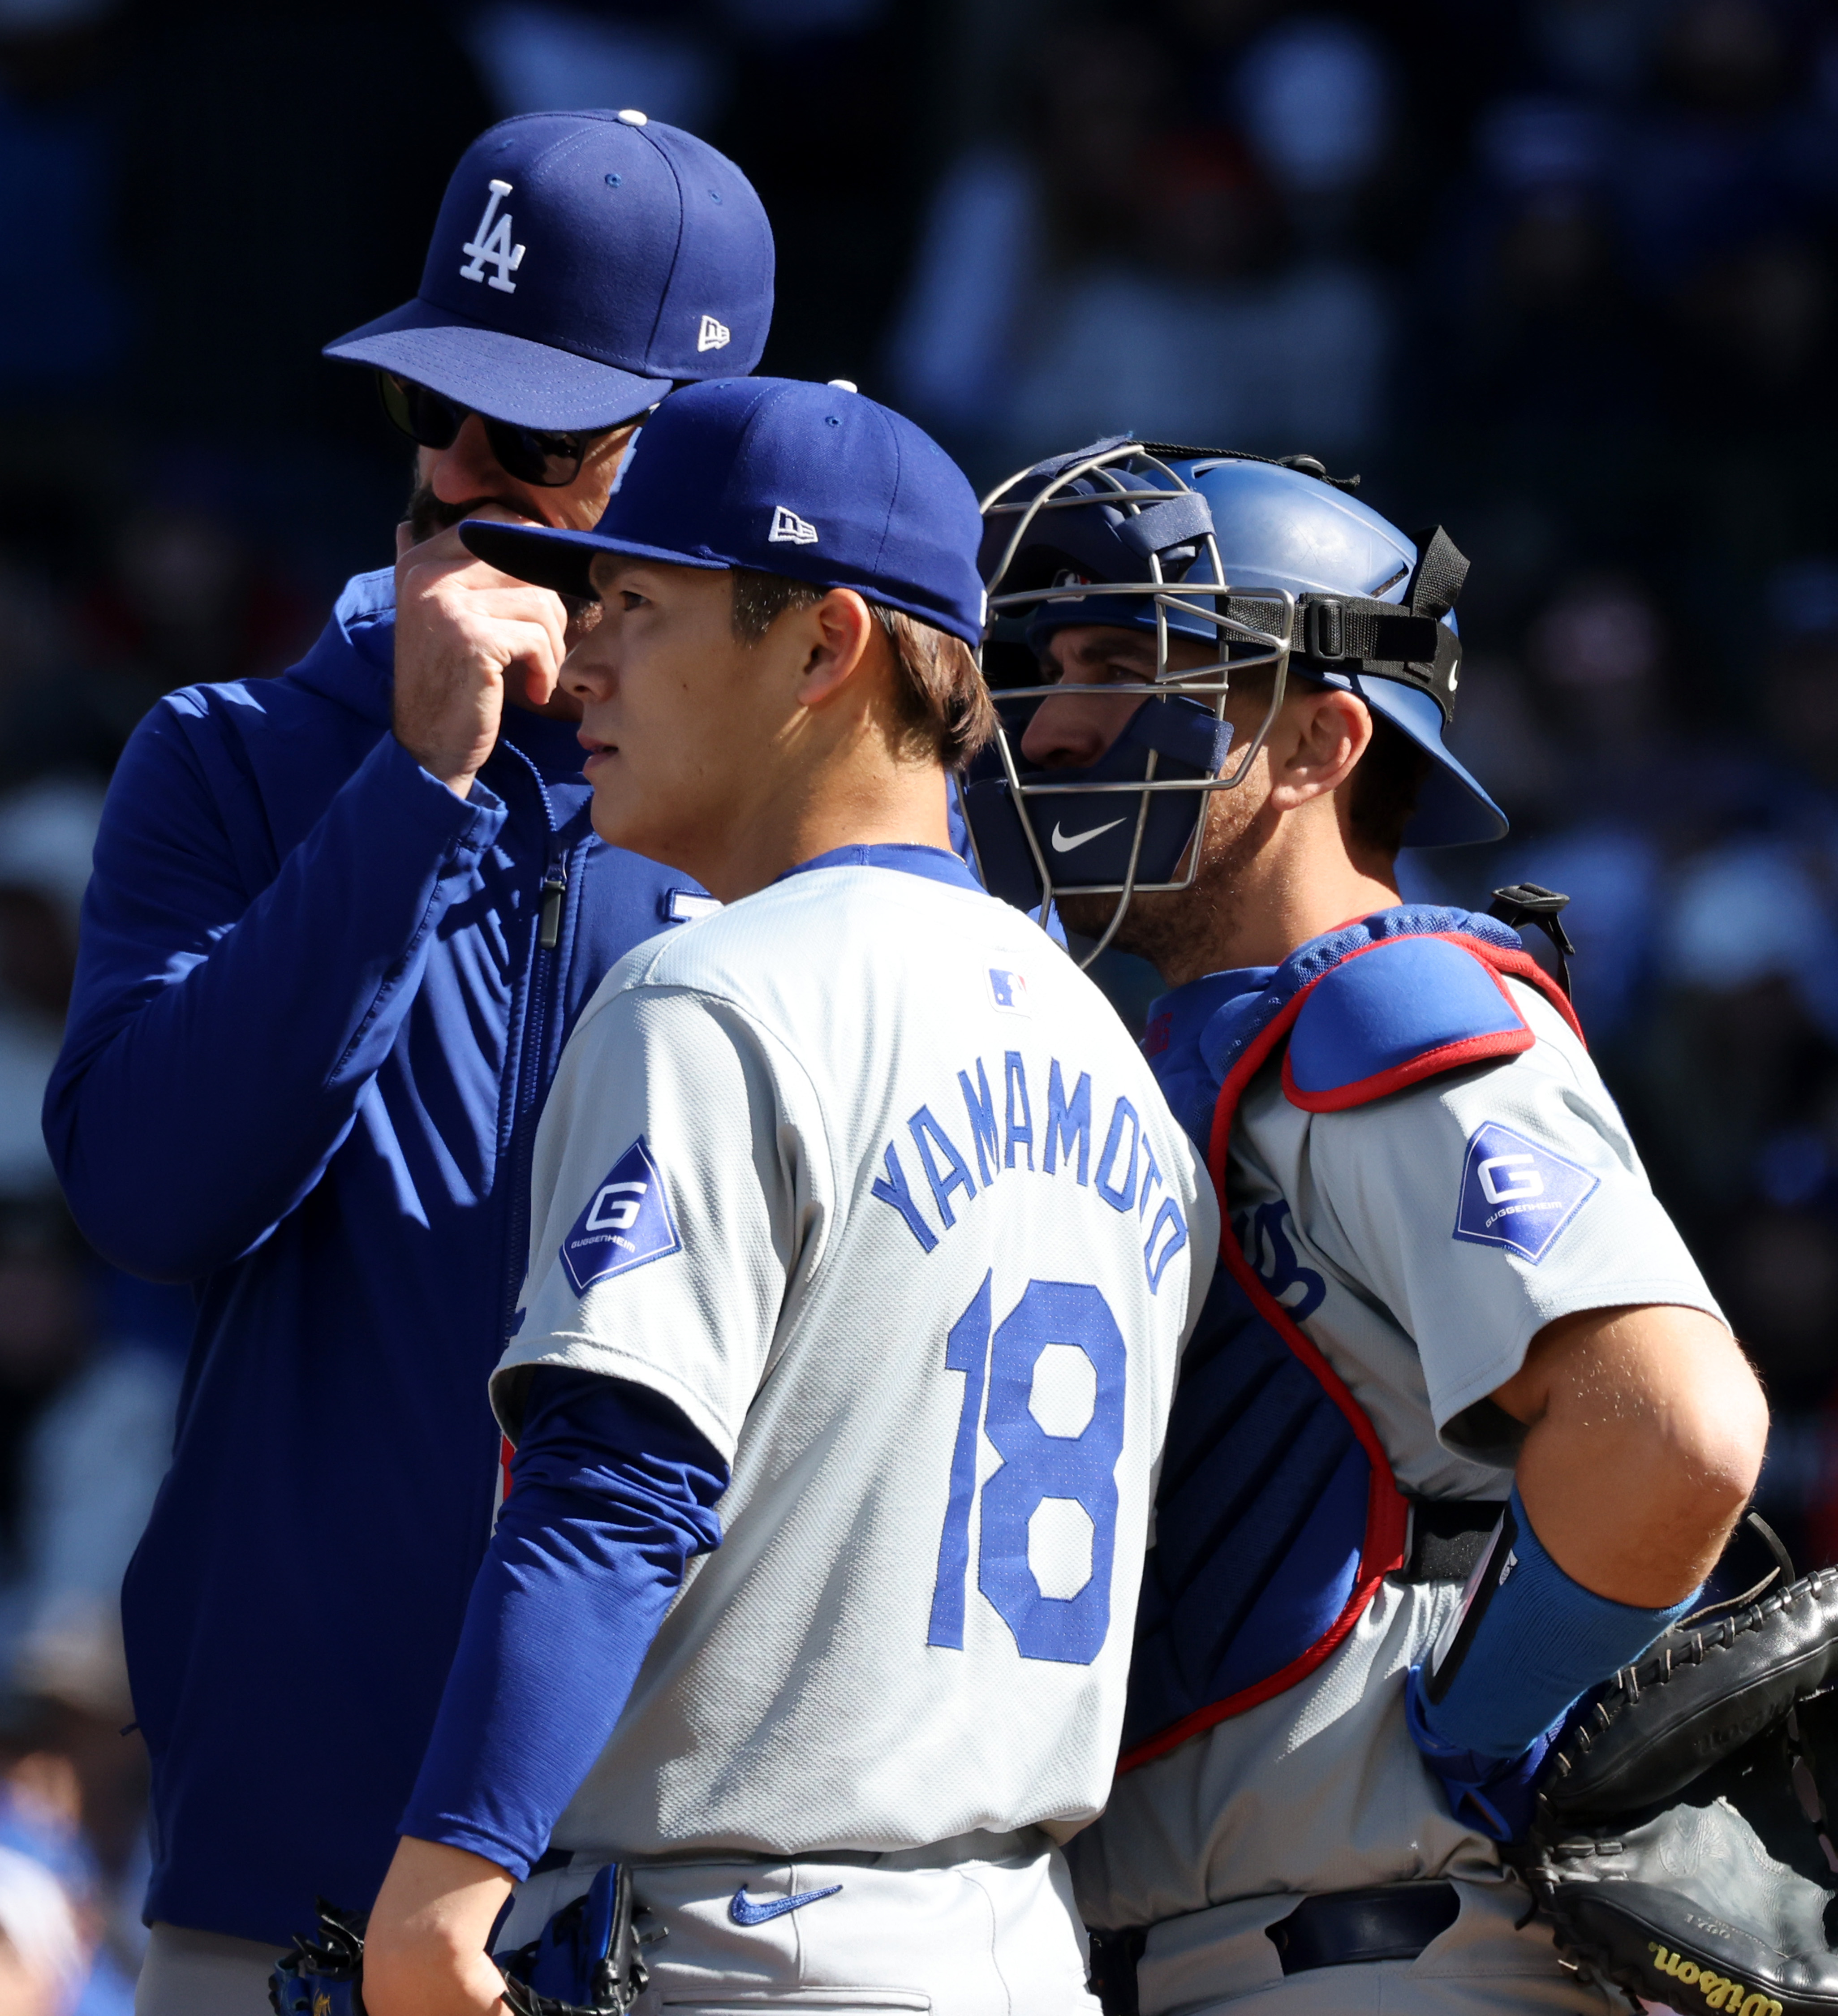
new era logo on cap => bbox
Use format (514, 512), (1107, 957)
(697, 314), (731, 352)
(769, 505), (819, 545)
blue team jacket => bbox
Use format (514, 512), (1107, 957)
(43, 568), (700, 1945)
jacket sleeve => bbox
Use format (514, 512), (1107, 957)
(43, 699), (509, 1282)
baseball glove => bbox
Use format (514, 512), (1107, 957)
(496, 1862), (649, 2015)
(1513, 1565), (1838, 2016)
(269, 1900), (368, 2016)
(267, 1865), (648, 2016)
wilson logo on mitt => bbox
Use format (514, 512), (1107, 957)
(1648, 1941), (1783, 2016)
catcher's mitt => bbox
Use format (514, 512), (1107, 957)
(1513, 1565), (1838, 2016)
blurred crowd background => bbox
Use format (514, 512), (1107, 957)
(0, 0), (1835, 2001)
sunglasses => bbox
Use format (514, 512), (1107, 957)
(376, 371), (618, 488)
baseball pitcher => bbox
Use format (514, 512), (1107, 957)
(347, 384), (1217, 2015)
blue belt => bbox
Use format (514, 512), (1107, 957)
(1087, 1883), (1461, 2015)
(1268, 1882), (1461, 1973)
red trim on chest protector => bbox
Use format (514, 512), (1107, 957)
(1116, 935), (1581, 1773)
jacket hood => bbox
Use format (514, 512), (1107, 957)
(285, 568), (397, 728)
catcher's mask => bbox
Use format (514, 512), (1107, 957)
(961, 437), (1507, 964)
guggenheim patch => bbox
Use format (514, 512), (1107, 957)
(560, 1136), (681, 1293)
(1453, 1121), (1598, 1265)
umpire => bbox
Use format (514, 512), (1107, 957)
(43, 110), (772, 2016)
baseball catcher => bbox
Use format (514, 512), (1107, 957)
(964, 437), (1770, 2014)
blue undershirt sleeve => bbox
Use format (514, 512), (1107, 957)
(1404, 1484), (1697, 1838)
(400, 1367), (728, 1878)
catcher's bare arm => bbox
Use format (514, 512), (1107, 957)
(1407, 1304), (1769, 1779)
(1495, 1301), (1768, 1607)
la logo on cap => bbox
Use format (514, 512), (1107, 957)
(459, 179), (525, 294)
(769, 506), (818, 545)
(698, 314), (731, 352)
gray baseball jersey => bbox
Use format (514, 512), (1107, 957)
(495, 856), (1216, 1861)
(1070, 977), (1723, 1931)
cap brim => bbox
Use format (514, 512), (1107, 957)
(460, 519), (732, 599)
(463, 519), (985, 648)
(323, 298), (671, 431)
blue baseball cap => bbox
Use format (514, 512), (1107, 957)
(323, 111), (774, 432)
(461, 379), (988, 646)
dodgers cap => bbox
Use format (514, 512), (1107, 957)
(323, 111), (774, 432)
(462, 378), (987, 646)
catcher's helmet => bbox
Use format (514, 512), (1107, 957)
(962, 437), (1507, 961)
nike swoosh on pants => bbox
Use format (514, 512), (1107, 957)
(729, 1882), (844, 1926)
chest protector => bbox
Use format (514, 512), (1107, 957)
(1118, 906), (1584, 1773)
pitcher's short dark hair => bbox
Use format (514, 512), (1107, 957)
(731, 570), (995, 768)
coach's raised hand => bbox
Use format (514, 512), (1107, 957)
(392, 508), (573, 798)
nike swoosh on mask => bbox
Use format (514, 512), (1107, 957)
(728, 1882), (844, 1926)
(1050, 817), (1126, 853)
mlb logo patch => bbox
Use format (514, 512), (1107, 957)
(560, 1136), (682, 1294)
(988, 966), (1030, 1014)
(1453, 1121), (1598, 1264)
